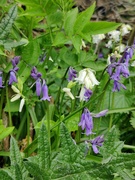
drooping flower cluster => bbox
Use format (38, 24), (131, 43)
(31, 67), (50, 101)
(9, 56), (20, 85)
(78, 108), (108, 136)
(107, 42), (135, 91)
(66, 67), (99, 102)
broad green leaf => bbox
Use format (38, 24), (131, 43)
(18, 61), (31, 83)
(82, 21), (122, 35)
(64, 8), (78, 36)
(74, 2), (95, 33)
(71, 35), (82, 53)
(24, 161), (49, 180)
(4, 100), (20, 112)
(15, 0), (38, 6)
(108, 107), (135, 115)
(20, 7), (45, 16)
(0, 170), (13, 180)
(60, 123), (79, 162)
(46, 11), (63, 26)
(38, 123), (50, 170)
(21, 39), (41, 66)
(0, 124), (14, 140)
(53, 32), (68, 46)
(0, 5), (17, 40)
(65, 112), (80, 131)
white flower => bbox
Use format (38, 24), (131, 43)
(92, 34), (105, 44)
(105, 40), (113, 48)
(63, 88), (75, 100)
(80, 39), (86, 49)
(107, 51), (122, 65)
(115, 44), (126, 53)
(120, 24), (132, 36)
(75, 68), (100, 89)
(108, 30), (120, 42)
(11, 85), (25, 112)
(131, 61), (135, 67)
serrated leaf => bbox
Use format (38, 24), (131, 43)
(64, 8), (78, 36)
(13, 163), (23, 180)
(74, 2), (95, 33)
(0, 5), (17, 40)
(100, 126), (124, 163)
(38, 123), (50, 170)
(60, 123), (79, 163)
(0, 170), (13, 180)
(24, 161), (49, 180)
(82, 21), (122, 35)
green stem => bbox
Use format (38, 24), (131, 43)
(109, 92), (115, 130)
(46, 102), (51, 150)
(26, 103), (30, 148)
(6, 84), (12, 126)
(28, 107), (38, 134)
(123, 144), (135, 150)
(16, 112), (27, 140)
(51, 91), (105, 131)
(0, 88), (5, 119)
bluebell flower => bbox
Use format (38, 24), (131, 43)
(0, 71), (4, 88)
(79, 108), (93, 136)
(9, 71), (18, 85)
(31, 67), (42, 80)
(90, 135), (104, 154)
(36, 78), (42, 96)
(79, 108), (108, 136)
(11, 56), (20, 67)
(79, 87), (93, 102)
(8, 56), (20, 85)
(68, 67), (77, 81)
(41, 80), (51, 101)
(112, 80), (126, 92)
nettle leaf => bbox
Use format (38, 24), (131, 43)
(24, 161), (49, 180)
(38, 123), (50, 170)
(74, 2), (95, 33)
(82, 21), (121, 35)
(100, 126), (124, 163)
(10, 137), (27, 179)
(60, 123), (80, 163)
(0, 170), (13, 180)
(64, 8), (78, 37)
(0, 5), (17, 40)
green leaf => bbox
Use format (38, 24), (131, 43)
(100, 126), (124, 163)
(4, 100), (20, 112)
(0, 170), (13, 180)
(24, 161), (49, 180)
(82, 21), (122, 35)
(64, 8), (78, 36)
(71, 35), (82, 53)
(60, 123), (79, 163)
(10, 136), (22, 166)
(0, 123), (14, 140)
(53, 32), (67, 46)
(74, 2), (95, 33)
(65, 112), (80, 131)
(21, 39), (41, 66)
(13, 163), (23, 180)
(0, 5), (17, 40)
(38, 123), (50, 170)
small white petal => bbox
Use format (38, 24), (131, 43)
(11, 94), (21, 102)
(63, 88), (75, 100)
(19, 98), (25, 112)
(11, 85), (20, 94)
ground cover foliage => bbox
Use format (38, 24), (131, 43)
(0, 0), (135, 179)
